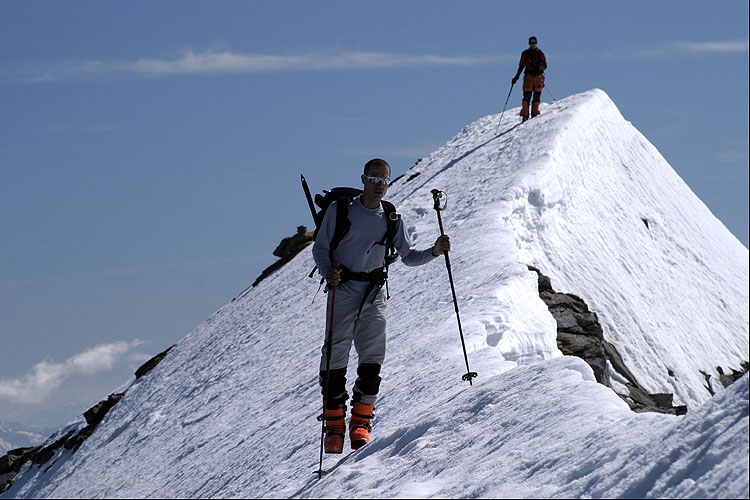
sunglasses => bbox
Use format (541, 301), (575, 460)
(364, 174), (391, 185)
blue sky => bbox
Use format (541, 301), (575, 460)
(1, 1), (748, 428)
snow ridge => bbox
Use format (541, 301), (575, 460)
(499, 90), (748, 406)
(3, 89), (747, 499)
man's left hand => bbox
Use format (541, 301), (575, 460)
(432, 235), (451, 256)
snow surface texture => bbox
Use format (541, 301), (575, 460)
(4, 89), (748, 499)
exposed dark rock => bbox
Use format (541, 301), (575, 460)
(700, 370), (716, 396)
(531, 266), (609, 385)
(625, 384), (657, 408)
(652, 393), (675, 408)
(0, 447), (37, 493)
(273, 226), (314, 260)
(135, 345), (175, 379)
(63, 392), (126, 452)
(1, 430), (78, 492)
(31, 430), (75, 465)
(1, 391), (128, 492)
(528, 265), (688, 416)
(0, 473), (13, 493)
(0, 447), (36, 476)
(0, 447), (33, 472)
(556, 331), (609, 386)
(84, 393), (125, 427)
(390, 174), (405, 184)
(64, 428), (91, 451)
(624, 386), (687, 415)
(641, 217), (650, 229)
(699, 362), (749, 399)
(391, 159), (422, 185)
(717, 363), (750, 388)
(602, 340), (639, 386)
(253, 226), (314, 287)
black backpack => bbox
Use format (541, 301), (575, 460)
(526, 48), (546, 74)
(301, 176), (400, 276)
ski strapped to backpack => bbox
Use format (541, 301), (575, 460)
(301, 175), (400, 314)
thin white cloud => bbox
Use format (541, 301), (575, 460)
(125, 50), (493, 74)
(671, 39), (749, 54)
(630, 39), (749, 58)
(0, 340), (145, 404)
(6, 49), (506, 83)
(715, 149), (750, 165)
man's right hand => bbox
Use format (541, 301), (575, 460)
(326, 262), (342, 287)
(512, 76), (519, 85)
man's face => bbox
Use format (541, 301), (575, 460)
(361, 164), (391, 202)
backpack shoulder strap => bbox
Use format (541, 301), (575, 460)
(380, 200), (400, 264)
(328, 197), (352, 262)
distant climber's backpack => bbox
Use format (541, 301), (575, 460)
(526, 48), (546, 74)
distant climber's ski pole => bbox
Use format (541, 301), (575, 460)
(494, 82), (515, 135)
(430, 189), (478, 385)
(545, 84), (562, 110)
(315, 285), (336, 479)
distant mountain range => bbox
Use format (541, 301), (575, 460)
(0, 423), (51, 454)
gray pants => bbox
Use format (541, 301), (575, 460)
(319, 290), (387, 405)
(320, 290), (387, 370)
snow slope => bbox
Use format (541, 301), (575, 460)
(496, 90), (748, 405)
(3, 89), (748, 499)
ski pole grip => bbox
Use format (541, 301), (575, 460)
(431, 189), (443, 211)
(431, 189), (447, 235)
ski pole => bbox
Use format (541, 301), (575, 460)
(494, 82), (515, 135)
(430, 189), (478, 385)
(544, 83), (562, 110)
(315, 285), (336, 479)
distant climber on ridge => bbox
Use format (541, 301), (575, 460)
(512, 36), (547, 122)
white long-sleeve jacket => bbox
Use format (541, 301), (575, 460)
(312, 196), (436, 296)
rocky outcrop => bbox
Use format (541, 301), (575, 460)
(135, 345), (175, 379)
(0, 345), (174, 493)
(701, 362), (749, 396)
(529, 263), (750, 415)
(61, 393), (126, 453)
(252, 226), (314, 287)
(717, 363), (749, 387)
(528, 266), (688, 415)
(0, 447), (36, 491)
(390, 158), (422, 185)
(0, 391), (121, 494)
